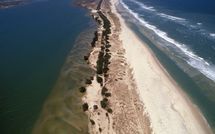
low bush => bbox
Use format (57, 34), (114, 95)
(99, 128), (102, 132)
(103, 67), (109, 74)
(100, 98), (108, 108)
(79, 87), (86, 93)
(97, 52), (104, 74)
(101, 87), (108, 96)
(85, 79), (92, 84)
(82, 103), (89, 111)
(103, 98), (108, 102)
(90, 119), (95, 125)
(105, 92), (111, 97)
(107, 108), (113, 114)
(101, 46), (105, 50)
(106, 44), (111, 48)
(105, 49), (110, 52)
(93, 105), (98, 110)
(97, 76), (103, 83)
(84, 56), (88, 61)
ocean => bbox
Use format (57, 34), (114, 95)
(117, 0), (215, 131)
(0, 0), (91, 133)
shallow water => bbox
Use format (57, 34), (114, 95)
(0, 0), (91, 133)
(32, 28), (96, 134)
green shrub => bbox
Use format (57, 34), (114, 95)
(103, 98), (108, 102)
(100, 98), (108, 108)
(85, 79), (92, 84)
(105, 49), (110, 52)
(96, 76), (103, 83)
(84, 55), (88, 61)
(105, 92), (111, 97)
(101, 46), (105, 50)
(107, 108), (113, 114)
(101, 87), (108, 96)
(103, 67), (109, 73)
(99, 128), (102, 132)
(93, 105), (98, 110)
(82, 103), (89, 111)
(96, 52), (104, 74)
(106, 44), (111, 48)
(91, 31), (98, 47)
(79, 87), (86, 93)
(90, 119), (95, 125)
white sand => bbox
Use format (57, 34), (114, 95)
(83, 76), (115, 134)
(111, 0), (213, 133)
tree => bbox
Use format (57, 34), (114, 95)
(101, 87), (108, 96)
(82, 103), (89, 111)
(93, 105), (98, 110)
(85, 79), (92, 84)
(100, 98), (108, 108)
(84, 55), (88, 61)
(97, 76), (103, 83)
(90, 119), (95, 125)
(105, 92), (111, 97)
(79, 87), (86, 93)
(107, 108), (113, 114)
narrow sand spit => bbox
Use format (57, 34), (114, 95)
(111, 0), (213, 134)
(81, 0), (213, 133)
(82, 0), (151, 133)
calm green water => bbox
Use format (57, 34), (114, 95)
(0, 0), (91, 133)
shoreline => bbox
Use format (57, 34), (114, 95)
(32, 27), (96, 134)
(81, 0), (213, 133)
(111, 0), (213, 133)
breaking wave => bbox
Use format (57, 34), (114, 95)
(120, 0), (215, 82)
(127, 0), (215, 41)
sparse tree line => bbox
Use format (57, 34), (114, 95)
(79, 3), (113, 132)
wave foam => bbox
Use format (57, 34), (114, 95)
(120, 0), (215, 82)
(128, 0), (215, 41)
(131, 0), (156, 12)
(210, 33), (215, 37)
(129, 0), (187, 23)
(158, 13), (186, 22)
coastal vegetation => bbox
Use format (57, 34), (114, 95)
(86, 79), (92, 84)
(79, 1), (114, 133)
(90, 119), (95, 125)
(93, 105), (98, 110)
(96, 75), (103, 84)
(79, 87), (86, 93)
(32, 28), (95, 134)
(91, 31), (98, 47)
(101, 87), (108, 96)
(82, 103), (89, 111)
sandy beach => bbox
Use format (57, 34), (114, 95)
(81, 0), (213, 133)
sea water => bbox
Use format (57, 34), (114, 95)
(117, 0), (215, 131)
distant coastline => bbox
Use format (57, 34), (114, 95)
(0, 0), (27, 9)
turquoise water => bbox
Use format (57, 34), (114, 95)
(0, 0), (90, 133)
